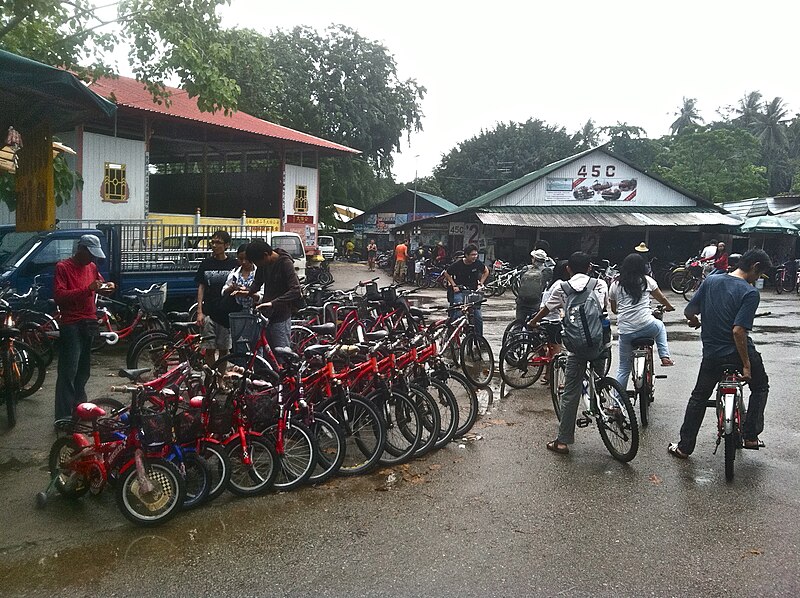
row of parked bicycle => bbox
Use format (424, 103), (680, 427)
(15, 279), (491, 526)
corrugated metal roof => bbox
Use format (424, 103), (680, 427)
(476, 211), (741, 228)
(411, 190), (458, 212)
(481, 205), (718, 215)
(720, 196), (800, 217)
(89, 76), (360, 155)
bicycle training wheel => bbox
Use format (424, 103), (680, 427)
(596, 377), (639, 462)
(460, 333), (495, 388)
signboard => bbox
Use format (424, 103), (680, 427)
(16, 123), (55, 232)
(246, 217), (281, 231)
(287, 214), (314, 224)
(546, 162), (637, 202)
(376, 212), (395, 232)
(449, 222), (466, 235)
(449, 222), (482, 245)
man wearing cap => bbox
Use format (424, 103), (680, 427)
(635, 242), (652, 276)
(53, 235), (115, 422)
(514, 249), (553, 324)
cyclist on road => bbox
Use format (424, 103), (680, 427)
(444, 244), (489, 337)
(515, 248), (552, 324)
(609, 253), (675, 392)
(668, 248), (772, 459)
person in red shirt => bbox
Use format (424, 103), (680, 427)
(393, 239), (408, 283)
(53, 235), (115, 422)
(712, 242), (729, 275)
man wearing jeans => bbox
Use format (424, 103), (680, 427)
(53, 235), (115, 422)
(669, 248), (772, 459)
(444, 244), (489, 337)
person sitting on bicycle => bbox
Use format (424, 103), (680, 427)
(710, 242), (729, 275)
(444, 244), (489, 337)
(668, 248), (772, 459)
(609, 253), (675, 392)
(527, 251), (609, 455)
(514, 249), (552, 325)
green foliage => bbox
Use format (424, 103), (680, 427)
(434, 119), (579, 204)
(318, 158), (401, 213)
(0, 0), (239, 114)
(0, 153), (81, 211)
(670, 97), (704, 135)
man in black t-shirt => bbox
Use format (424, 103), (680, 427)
(444, 243), (489, 336)
(195, 230), (238, 366)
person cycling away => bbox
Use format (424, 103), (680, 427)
(515, 248), (552, 325)
(528, 251), (609, 455)
(668, 248), (772, 459)
(608, 253), (675, 392)
(444, 244), (489, 337)
(711, 242), (729, 275)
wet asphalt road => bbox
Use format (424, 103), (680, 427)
(1, 262), (799, 597)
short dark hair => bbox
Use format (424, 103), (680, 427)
(236, 244), (249, 254)
(568, 251), (591, 273)
(552, 259), (569, 282)
(534, 239), (551, 253)
(211, 230), (231, 244)
(246, 240), (273, 262)
(708, 238), (718, 245)
(464, 244), (479, 256)
(738, 248), (771, 273)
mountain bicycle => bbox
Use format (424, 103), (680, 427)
(550, 354), (639, 462)
(430, 295), (494, 387)
(628, 305), (669, 428)
(499, 325), (560, 389)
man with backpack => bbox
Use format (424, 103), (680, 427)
(527, 251), (609, 455)
(515, 248), (552, 323)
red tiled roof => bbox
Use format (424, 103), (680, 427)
(89, 75), (360, 155)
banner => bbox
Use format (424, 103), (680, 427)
(545, 161), (637, 202)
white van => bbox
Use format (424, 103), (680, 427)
(267, 232), (306, 279)
(317, 235), (335, 260)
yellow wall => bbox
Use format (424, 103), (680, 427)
(148, 213), (281, 231)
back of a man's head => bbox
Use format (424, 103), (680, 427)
(568, 251), (591, 274)
(738, 248), (772, 273)
(246, 240), (273, 262)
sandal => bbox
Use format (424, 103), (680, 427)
(661, 357), (674, 366)
(743, 439), (765, 450)
(546, 440), (569, 455)
(667, 443), (688, 459)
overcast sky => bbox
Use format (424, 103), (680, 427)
(124, 0), (800, 183)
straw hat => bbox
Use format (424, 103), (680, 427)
(634, 242), (649, 253)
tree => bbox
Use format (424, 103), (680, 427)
(0, 0), (240, 113)
(574, 119), (600, 150)
(670, 97), (704, 135)
(434, 119), (579, 203)
(600, 122), (663, 171)
(734, 91), (763, 127)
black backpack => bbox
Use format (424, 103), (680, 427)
(560, 278), (603, 359)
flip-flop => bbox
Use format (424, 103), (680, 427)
(546, 440), (569, 455)
(667, 443), (688, 459)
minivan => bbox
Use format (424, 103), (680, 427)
(317, 235), (335, 260)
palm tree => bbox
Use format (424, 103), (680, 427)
(575, 119), (600, 149)
(750, 96), (790, 156)
(734, 91), (763, 127)
(670, 97), (704, 135)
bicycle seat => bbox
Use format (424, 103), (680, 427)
(118, 367), (151, 381)
(167, 311), (190, 321)
(631, 337), (654, 347)
(188, 397), (204, 409)
(310, 323), (336, 336)
(720, 363), (741, 374)
(303, 344), (332, 358)
(365, 330), (389, 341)
(75, 402), (107, 420)
(274, 346), (301, 364)
(299, 306), (325, 316)
(172, 321), (196, 331)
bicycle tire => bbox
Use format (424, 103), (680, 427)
(370, 389), (422, 466)
(200, 441), (231, 502)
(20, 322), (54, 367)
(290, 325), (318, 353)
(775, 272), (784, 294)
(407, 384), (441, 457)
(434, 368), (479, 437)
(683, 277), (700, 302)
(415, 378), (459, 449)
(2, 349), (18, 428)
(225, 435), (279, 496)
(460, 333), (495, 388)
(499, 335), (546, 389)
(115, 457), (186, 527)
(126, 332), (173, 374)
(549, 354), (567, 420)
(263, 420), (318, 491)
(179, 451), (211, 509)
(669, 269), (690, 294)
(724, 430), (737, 482)
(48, 436), (90, 498)
(633, 354), (650, 428)
(307, 412), (346, 484)
(320, 394), (385, 476)
(13, 342), (45, 399)
(502, 319), (526, 347)
(596, 377), (639, 462)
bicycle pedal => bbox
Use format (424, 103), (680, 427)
(576, 417), (591, 428)
(655, 375), (668, 379)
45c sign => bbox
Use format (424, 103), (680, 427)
(449, 222), (481, 245)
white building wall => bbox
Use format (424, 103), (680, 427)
(493, 149), (696, 208)
(80, 132), (146, 220)
(282, 164), (319, 248)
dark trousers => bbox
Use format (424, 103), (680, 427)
(55, 321), (96, 420)
(678, 346), (769, 455)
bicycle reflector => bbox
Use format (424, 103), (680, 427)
(719, 384), (738, 395)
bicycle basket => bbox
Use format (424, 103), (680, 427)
(381, 286), (398, 303)
(138, 285), (166, 313)
(364, 282), (381, 300)
(241, 392), (276, 430)
(209, 396), (234, 436)
(174, 408), (204, 443)
(228, 312), (261, 354)
(138, 412), (173, 447)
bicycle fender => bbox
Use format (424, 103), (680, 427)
(724, 393), (736, 435)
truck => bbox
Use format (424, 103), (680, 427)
(0, 222), (306, 307)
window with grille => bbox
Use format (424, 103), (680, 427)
(294, 185), (308, 213)
(103, 162), (127, 202)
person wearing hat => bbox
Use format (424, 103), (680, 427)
(635, 242), (652, 275)
(514, 249), (553, 325)
(53, 235), (115, 422)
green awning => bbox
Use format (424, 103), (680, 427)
(0, 49), (117, 130)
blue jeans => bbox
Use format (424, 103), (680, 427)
(267, 317), (292, 350)
(55, 320), (96, 421)
(558, 353), (608, 444)
(677, 347), (768, 454)
(451, 291), (483, 337)
(615, 319), (670, 389)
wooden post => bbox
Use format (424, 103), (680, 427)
(15, 122), (54, 232)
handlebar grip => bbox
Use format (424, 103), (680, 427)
(110, 385), (138, 393)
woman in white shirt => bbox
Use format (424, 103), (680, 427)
(222, 244), (257, 309)
(608, 253), (675, 390)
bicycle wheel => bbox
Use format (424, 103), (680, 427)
(596, 377), (639, 462)
(12, 342), (45, 399)
(407, 384), (441, 457)
(263, 420), (317, 491)
(200, 441), (231, 501)
(371, 389), (422, 466)
(632, 354), (650, 428)
(20, 322), (54, 367)
(321, 394), (385, 476)
(307, 412), (346, 484)
(683, 278), (700, 302)
(115, 458), (186, 527)
(502, 320), (526, 346)
(549, 354), (567, 420)
(290, 325), (317, 353)
(460, 333), (495, 388)
(724, 429), (738, 482)
(417, 378), (459, 449)
(775, 272), (785, 294)
(499, 335), (546, 389)
(225, 435), (279, 496)
(48, 436), (89, 498)
(434, 368), (478, 437)
(669, 269), (690, 294)
(126, 332), (173, 376)
(1, 349), (18, 428)
(180, 451), (211, 509)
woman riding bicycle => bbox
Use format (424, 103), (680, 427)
(608, 253), (675, 391)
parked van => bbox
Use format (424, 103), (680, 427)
(317, 235), (336, 260)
